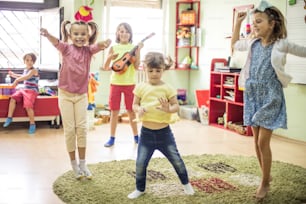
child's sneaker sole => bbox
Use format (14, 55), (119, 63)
(76, 175), (84, 180)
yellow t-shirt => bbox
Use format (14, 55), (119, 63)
(110, 43), (136, 85)
(133, 82), (179, 124)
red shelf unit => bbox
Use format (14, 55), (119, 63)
(208, 58), (252, 136)
(175, 0), (200, 70)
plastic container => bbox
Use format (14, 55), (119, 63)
(5, 74), (11, 84)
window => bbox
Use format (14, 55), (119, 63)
(104, 0), (164, 64)
(0, 0), (163, 69)
(0, 0), (60, 69)
(0, 10), (40, 68)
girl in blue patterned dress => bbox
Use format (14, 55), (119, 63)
(231, 0), (306, 200)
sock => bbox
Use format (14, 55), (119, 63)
(104, 136), (115, 147)
(183, 183), (195, 195)
(71, 160), (78, 171)
(134, 135), (139, 144)
(79, 159), (92, 178)
(3, 117), (12, 127)
(79, 159), (86, 170)
(127, 190), (144, 199)
(71, 160), (83, 179)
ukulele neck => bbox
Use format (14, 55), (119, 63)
(129, 45), (138, 56)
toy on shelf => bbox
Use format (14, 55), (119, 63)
(176, 27), (191, 46)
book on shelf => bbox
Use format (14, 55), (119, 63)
(224, 95), (235, 101)
(214, 66), (242, 73)
(228, 67), (242, 73)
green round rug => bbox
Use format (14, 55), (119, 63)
(53, 154), (306, 204)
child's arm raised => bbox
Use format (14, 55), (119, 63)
(40, 28), (59, 46)
(231, 12), (247, 49)
(97, 39), (111, 50)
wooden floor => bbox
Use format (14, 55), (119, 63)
(0, 119), (305, 204)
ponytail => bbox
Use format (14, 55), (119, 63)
(88, 21), (98, 45)
(61, 20), (71, 43)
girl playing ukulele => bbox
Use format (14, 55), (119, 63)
(103, 22), (143, 147)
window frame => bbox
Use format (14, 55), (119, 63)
(0, 0), (59, 11)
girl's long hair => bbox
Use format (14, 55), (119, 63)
(253, 6), (287, 43)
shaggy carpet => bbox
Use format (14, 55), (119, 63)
(53, 154), (306, 204)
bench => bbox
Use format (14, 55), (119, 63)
(0, 96), (60, 128)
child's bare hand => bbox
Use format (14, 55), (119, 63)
(12, 80), (18, 87)
(40, 28), (49, 37)
(156, 97), (170, 112)
(111, 52), (119, 60)
(138, 107), (146, 118)
(138, 42), (144, 49)
(236, 12), (247, 23)
(103, 39), (112, 49)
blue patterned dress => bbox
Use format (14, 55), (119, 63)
(244, 40), (287, 130)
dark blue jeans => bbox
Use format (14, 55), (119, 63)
(135, 126), (189, 192)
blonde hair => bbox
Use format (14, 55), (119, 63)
(61, 20), (98, 45)
(143, 52), (173, 70)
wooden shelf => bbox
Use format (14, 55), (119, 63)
(208, 58), (252, 136)
(175, 0), (200, 70)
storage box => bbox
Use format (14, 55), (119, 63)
(0, 84), (16, 99)
(177, 89), (187, 104)
(179, 105), (197, 120)
(180, 10), (196, 25)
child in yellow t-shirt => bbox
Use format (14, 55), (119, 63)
(128, 52), (194, 199)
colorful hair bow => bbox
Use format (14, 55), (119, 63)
(74, 6), (93, 22)
(256, 0), (273, 12)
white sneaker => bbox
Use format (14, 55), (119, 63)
(183, 183), (195, 195)
(73, 167), (84, 180)
(127, 190), (145, 199)
(82, 168), (92, 180)
(80, 165), (92, 180)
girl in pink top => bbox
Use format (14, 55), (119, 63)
(40, 21), (111, 180)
